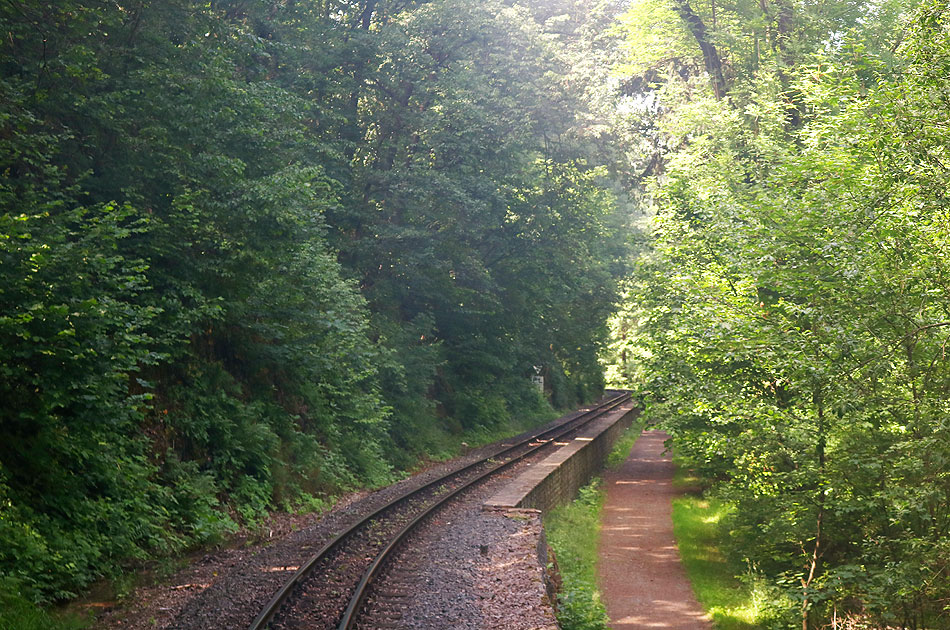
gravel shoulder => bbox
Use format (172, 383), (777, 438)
(367, 474), (558, 630)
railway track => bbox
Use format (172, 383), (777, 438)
(249, 390), (633, 630)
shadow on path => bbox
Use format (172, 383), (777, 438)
(598, 430), (711, 630)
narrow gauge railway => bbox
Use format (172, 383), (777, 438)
(249, 390), (632, 630)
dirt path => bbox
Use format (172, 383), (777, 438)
(598, 430), (712, 630)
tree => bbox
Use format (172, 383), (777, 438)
(0, 0), (630, 604)
(614, 0), (950, 626)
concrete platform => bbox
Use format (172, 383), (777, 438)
(483, 400), (638, 513)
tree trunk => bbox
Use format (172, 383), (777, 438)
(672, 0), (726, 99)
(356, 0), (378, 30)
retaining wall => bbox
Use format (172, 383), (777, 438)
(483, 400), (638, 513)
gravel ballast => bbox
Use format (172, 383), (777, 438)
(92, 408), (595, 630)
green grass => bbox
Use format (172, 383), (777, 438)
(606, 417), (646, 469)
(0, 590), (90, 630)
(545, 482), (610, 630)
(671, 463), (765, 629)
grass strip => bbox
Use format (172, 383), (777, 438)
(606, 416), (645, 469)
(671, 464), (763, 629)
(545, 481), (610, 630)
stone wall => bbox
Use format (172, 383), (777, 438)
(483, 401), (638, 514)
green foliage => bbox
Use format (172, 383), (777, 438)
(335, 0), (629, 426)
(0, 579), (89, 630)
(0, 0), (628, 608)
(619, 1), (950, 626)
(0, 198), (164, 599)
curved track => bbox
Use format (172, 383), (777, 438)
(249, 390), (632, 630)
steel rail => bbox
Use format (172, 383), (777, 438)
(337, 391), (632, 629)
(248, 390), (631, 630)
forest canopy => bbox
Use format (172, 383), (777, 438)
(0, 0), (629, 604)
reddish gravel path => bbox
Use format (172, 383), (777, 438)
(598, 430), (712, 630)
